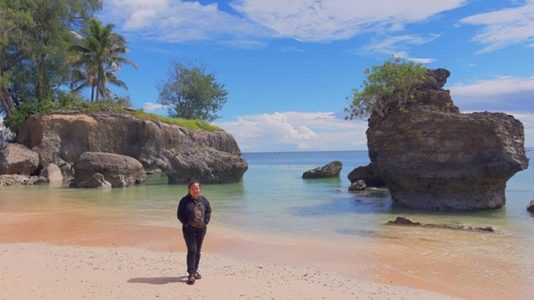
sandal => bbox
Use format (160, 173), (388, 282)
(193, 272), (201, 280)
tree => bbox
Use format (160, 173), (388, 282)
(69, 19), (134, 102)
(0, 0), (101, 117)
(345, 57), (427, 119)
(158, 63), (228, 121)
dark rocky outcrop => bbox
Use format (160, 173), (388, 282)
(348, 179), (366, 191)
(386, 216), (495, 232)
(15, 113), (247, 184)
(347, 162), (386, 187)
(0, 174), (46, 186)
(0, 143), (39, 175)
(70, 152), (146, 188)
(364, 68), (528, 211)
(164, 147), (248, 184)
(302, 161), (342, 179)
(528, 200), (534, 213)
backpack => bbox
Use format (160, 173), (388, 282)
(189, 200), (205, 228)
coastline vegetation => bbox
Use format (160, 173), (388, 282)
(0, 0), (225, 134)
(345, 57), (427, 119)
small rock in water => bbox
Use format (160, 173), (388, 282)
(527, 200), (534, 213)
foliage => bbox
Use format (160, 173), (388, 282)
(345, 57), (427, 119)
(69, 18), (135, 102)
(4, 91), (131, 129)
(0, 0), (102, 117)
(128, 109), (221, 132)
(158, 62), (228, 122)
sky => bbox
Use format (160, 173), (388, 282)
(94, 0), (534, 152)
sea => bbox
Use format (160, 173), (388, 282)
(1, 150), (532, 241)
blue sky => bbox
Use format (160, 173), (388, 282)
(96, 0), (534, 152)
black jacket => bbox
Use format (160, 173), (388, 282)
(177, 194), (212, 227)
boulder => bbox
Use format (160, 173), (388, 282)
(74, 173), (112, 189)
(0, 143), (39, 175)
(164, 147), (248, 184)
(41, 163), (63, 184)
(16, 112), (246, 183)
(348, 179), (366, 191)
(347, 162), (386, 187)
(0, 174), (46, 186)
(366, 68), (529, 211)
(528, 200), (534, 213)
(302, 161), (342, 179)
(70, 152), (146, 188)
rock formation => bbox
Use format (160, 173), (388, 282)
(15, 112), (247, 184)
(348, 179), (366, 191)
(302, 161), (342, 179)
(386, 216), (495, 232)
(0, 143), (39, 175)
(347, 162), (386, 187)
(358, 68), (529, 211)
(70, 152), (146, 188)
(528, 200), (534, 213)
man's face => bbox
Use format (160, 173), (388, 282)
(189, 183), (200, 199)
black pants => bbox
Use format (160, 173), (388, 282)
(182, 225), (207, 274)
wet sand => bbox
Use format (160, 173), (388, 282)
(0, 205), (532, 299)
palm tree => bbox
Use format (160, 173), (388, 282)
(69, 19), (135, 102)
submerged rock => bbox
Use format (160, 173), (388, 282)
(366, 68), (528, 211)
(386, 216), (495, 233)
(302, 161), (342, 179)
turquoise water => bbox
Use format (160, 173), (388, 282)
(1, 150), (533, 242)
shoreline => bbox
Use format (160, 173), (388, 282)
(1, 209), (533, 299)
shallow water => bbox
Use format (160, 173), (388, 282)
(1, 150), (533, 298)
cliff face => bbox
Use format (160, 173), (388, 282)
(365, 69), (529, 211)
(16, 112), (247, 183)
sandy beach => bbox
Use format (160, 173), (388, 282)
(1, 205), (533, 300)
(0, 241), (461, 300)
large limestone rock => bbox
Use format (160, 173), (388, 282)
(15, 112), (246, 183)
(70, 152), (146, 188)
(164, 147), (248, 184)
(302, 161), (343, 179)
(0, 143), (39, 175)
(365, 69), (528, 211)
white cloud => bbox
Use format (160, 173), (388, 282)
(143, 102), (169, 113)
(358, 34), (439, 63)
(101, 0), (276, 44)
(215, 111), (368, 152)
(231, 0), (464, 42)
(450, 76), (534, 100)
(461, 1), (534, 53)
(102, 0), (465, 45)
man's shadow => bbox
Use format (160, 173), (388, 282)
(127, 276), (188, 285)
